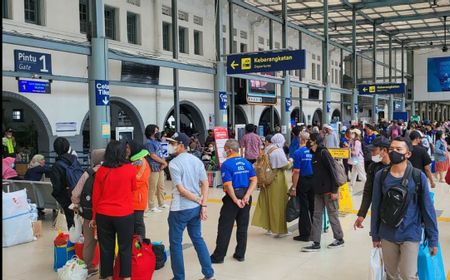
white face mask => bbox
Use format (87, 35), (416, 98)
(168, 144), (177, 155)
(371, 154), (383, 163)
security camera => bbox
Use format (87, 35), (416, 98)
(443, 45), (448, 52)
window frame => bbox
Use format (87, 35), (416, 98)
(178, 26), (189, 54)
(127, 12), (140, 45)
(104, 5), (117, 40)
(12, 109), (24, 122)
(193, 30), (203, 56)
(79, 0), (89, 34)
(162, 21), (173, 51)
(24, 0), (42, 25)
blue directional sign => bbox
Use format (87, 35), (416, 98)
(285, 98), (292, 112)
(14, 50), (52, 74)
(219, 91), (227, 110)
(358, 83), (405, 95)
(18, 80), (51, 94)
(95, 80), (110, 106)
(354, 104), (359, 114)
(326, 101), (331, 113)
(394, 100), (403, 111)
(227, 49), (306, 75)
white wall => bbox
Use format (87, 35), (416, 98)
(414, 48), (450, 102)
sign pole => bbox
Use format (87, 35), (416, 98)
(281, 0), (290, 144)
(388, 35), (394, 121)
(372, 23), (379, 124)
(322, 0), (331, 125)
(214, 0), (227, 127)
(88, 0), (110, 150)
(351, 7), (358, 121)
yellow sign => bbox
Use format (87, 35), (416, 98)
(101, 123), (111, 138)
(339, 183), (353, 213)
(328, 148), (350, 159)
(241, 57), (251, 70)
(369, 85), (376, 93)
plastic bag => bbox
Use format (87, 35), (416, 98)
(57, 256), (88, 280)
(418, 241), (446, 280)
(369, 248), (385, 280)
(285, 196), (300, 222)
(69, 214), (83, 243)
(53, 210), (68, 232)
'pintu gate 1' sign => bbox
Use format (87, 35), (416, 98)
(14, 50), (52, 74)
(227, 49), (305, 75)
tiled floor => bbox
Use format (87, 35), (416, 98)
(3, 179), (450, 280)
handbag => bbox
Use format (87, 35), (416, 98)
(53, 210), (68, 232)
(418, 241), (446, 280)
(285, 196), (300, 222)
(369, 248), (386, 280)
(69, 214), (83, 243)
(113, 235), (156, 280)
(54, 233), (75, 271)
(57, 256), (88, 280)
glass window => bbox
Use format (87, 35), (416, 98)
(163, 22), (172, 51)
(24, 0), (41, 25)
(179, 26), (189, 54)
(12, 109), (23, 122)
(194, 30), (203, 55)
(79, 0), (89, 34)
(317, 64), (321, 81)
(104, 6), (116, 40)
(3, 0), (10, 19)
(232, 41), (237, 53)
(240, 43), (247, 53)
(331, 68), (334, 83)
(127, 12), (139, 44)
(312, 63), (316, 80)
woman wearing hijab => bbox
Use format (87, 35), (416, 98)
(252, 133), (292, 238)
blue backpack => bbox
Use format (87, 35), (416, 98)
(56, 158), (84, 190)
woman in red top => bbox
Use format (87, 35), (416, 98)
(90, 140), (136, 280)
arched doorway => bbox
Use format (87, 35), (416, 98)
(312, 108), (322, 126)
(332, 109), (341, 122)
(228, 105), (248, 125)
(2, 91), (53, 158)
(82, 97), (145, 150)
(290, 107), (306, 126)
(164, 101), (206, 144)
(259, 106), (280, 135)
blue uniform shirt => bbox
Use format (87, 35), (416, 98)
(292, 146), (313, 177)
(221, 155), (256, 189)
(364, 133), (377, 145)
(288, 137), (300, 158)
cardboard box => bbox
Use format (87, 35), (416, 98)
(32, 220), (42, 238)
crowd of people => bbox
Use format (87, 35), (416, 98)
(2, 119), (450, 280)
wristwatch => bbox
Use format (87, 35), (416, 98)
(201, 205), (207, 208)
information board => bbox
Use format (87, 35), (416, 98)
(14, 49), (52, 74)
(214, 127), (229, 167)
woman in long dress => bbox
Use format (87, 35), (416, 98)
(252, 133), (292, 238)
(434, 130), (449, 183)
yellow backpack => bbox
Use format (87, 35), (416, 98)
(253, 147), (277, 188)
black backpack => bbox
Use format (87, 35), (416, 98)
(152, 243), (167, 270)
(378, 163), (422, 228)
(79, 168), (95, 220)
(56, 157), (85, 190)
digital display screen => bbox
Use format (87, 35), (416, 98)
(246, 72), (276, 104)
(121, 61), (160, 84)
(427, 56), (450, 92)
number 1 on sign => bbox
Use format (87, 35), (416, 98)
(39, 55), (48, 73)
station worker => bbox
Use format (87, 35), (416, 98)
(210, 139), (257, 263)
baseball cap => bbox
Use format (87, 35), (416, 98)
(166, 132), (190, 148)
(368, 136), (390, 150)
(409, 130), (423, 141)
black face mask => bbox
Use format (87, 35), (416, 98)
(389, 151), (406, 164)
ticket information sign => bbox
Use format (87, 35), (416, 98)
(213, 127), (229, 167)
(328, 148), (350, 159)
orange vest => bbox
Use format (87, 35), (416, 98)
(133, 159), (150, 210)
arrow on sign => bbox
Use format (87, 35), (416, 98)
(231, 60), (239, 70)
(23, 85), (26, 90)
(103, 97), (109, 105)
(363, 87), (368, 92)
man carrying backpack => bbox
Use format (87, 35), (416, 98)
(49, 137), (84, 229)
(371, 137), (439, 280)
(71, 148), (105, 278)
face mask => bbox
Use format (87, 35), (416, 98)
(389, 151), (406, 165)
(371, 154), (383, 163)
(222, 150), (228, 158)
(208, 147), (214, 152)
(168, 144), (178, 155)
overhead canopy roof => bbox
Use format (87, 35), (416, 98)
(244, 0), (449, 50)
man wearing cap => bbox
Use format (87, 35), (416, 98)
(354, 136), (391, 229)
(2, 128), (16, 158)
(210, 139), (257, 263)
(166, 132), (214, 280)
(363, 124), (378, 171)
(323, 124), (339, 148)
(409, 131), (435, 189)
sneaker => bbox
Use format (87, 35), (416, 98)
(275, 231), (292, 238)
(87, 268), (99, 278)
(327, 239), (345, 249)
(264, 230), (273, 236)
(150, 207), (162, 213)
(159, 204), (170, 209)
(301, 242), (321, 252)
(293, 235), (310, 242)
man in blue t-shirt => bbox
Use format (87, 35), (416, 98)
(144, 124), (168, 213)
(290, 131), (314, 241)
(210, 139), (257, 264)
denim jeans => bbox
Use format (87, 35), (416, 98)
(168, 207), (214, 280)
